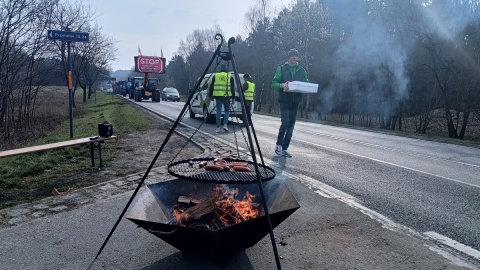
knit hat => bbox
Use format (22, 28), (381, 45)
(243, 73), (251, 79)
(288, 48), (299, 58)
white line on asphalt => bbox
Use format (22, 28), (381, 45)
(424, 231), (480, 261)
(297, 174), (480, 269)
(249, 121), (480, 188)
(293, 174), (420, 235)
(294, 127), (480, 169)
(293, 137), (480, 189)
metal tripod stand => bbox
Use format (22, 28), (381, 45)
(91, 33), (283, 270)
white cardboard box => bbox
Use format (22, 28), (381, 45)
(288, 81), (318, 93)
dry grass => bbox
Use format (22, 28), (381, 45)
(0, 86), (86, 150)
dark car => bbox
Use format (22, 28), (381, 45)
(162, 87), (180, 102)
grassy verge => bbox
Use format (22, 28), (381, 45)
(0, 91), (151, 209)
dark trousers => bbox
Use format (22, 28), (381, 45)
(242, 101), (253, 125)
(276, 102), (299, 150)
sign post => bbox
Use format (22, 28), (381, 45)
(48, 29), (89, 138)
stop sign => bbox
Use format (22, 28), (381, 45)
(135, 56), (166, 73)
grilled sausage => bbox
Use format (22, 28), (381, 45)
(219, 164), (231, 171)
(232, 166), (252, 172)
(230, 162), (248, 167)
(198, 161), (208, 168)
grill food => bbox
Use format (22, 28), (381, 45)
(168, 158), (275, 183)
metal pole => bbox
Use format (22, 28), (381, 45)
(228, 37), (282, 270)
(67, 41), (74, 138)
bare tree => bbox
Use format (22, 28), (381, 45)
(0, 0), (58, 141)
(0, 0), (118, 141)
(73, 23), (116, 103)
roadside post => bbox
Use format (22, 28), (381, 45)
(47, 29), (89, 138)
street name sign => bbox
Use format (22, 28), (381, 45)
(47, 30), (89, 42)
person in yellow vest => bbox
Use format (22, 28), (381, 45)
(208, 64), (235, 133)
(241, 73), (255, 126)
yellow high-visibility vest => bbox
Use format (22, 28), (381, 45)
(244, 81), (255, 101)
(212, 72), (231, 97)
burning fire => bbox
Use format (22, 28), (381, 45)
(172, 185), (260, 229)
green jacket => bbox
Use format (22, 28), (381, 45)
(271, 63), (309, 103)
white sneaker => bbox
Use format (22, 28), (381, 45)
(216, 127), (222, 133)
(282, 149), (292, 158)
(275, 145), (283, 155)
(223, 124), (229, 132)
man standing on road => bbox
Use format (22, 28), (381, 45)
(209, 64), (235, 133)
(271, 48), (309, 158)
(241, 73), (255, 126)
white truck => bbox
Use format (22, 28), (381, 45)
(188, 72), (253, 124)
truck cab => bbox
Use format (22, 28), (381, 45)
(128, 76), (160, 102)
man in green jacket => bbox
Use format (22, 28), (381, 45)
(271, 49), (309, 157)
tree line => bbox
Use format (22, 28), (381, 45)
(165, 0), (480, 140)
(2, 0), (479, 143)
(0, 0), (115, 141)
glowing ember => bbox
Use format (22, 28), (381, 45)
(172, 185), (260, 229)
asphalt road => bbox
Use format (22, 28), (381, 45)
(135, 98), (480, 256)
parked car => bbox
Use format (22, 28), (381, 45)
(188, 72), (253, 124)
(162, 87), (180, 102)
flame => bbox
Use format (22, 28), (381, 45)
(172, 207), (186, 226)
(216, 191), (259, 225)
(172, 185), (260, 228)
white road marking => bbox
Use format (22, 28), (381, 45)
(424, 231), (480, 261)
(293, 137), (480, 189)
(294, 127), (480, 169)
(297, 174), (480, 269)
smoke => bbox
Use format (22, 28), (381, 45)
(318, 0), (479, 118)
(316, 0), (410, 117)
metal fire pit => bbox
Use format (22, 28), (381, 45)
(125, 178), (299, 258)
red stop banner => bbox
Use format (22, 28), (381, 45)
(134, 56), (166, 74)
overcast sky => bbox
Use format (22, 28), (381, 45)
(84, 0), (287, 71)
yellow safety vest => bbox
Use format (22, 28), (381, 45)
(244, 81), (255, 101)
(212, 72), (231, 97)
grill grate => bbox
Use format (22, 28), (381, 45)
(168, 158), (276, 183)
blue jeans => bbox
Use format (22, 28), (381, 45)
(276, 102), (299, 150)
(215, 97), (231, 128)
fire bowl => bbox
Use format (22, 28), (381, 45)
(125, 178), (300, 258)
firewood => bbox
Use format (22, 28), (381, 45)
(169, 199), (216, 225)
(177, 196), (202, 205)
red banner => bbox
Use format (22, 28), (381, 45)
(134, 56), (166, 74)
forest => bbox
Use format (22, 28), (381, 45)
(166, 0), (480, 140)
(1, 0), (480, 143)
